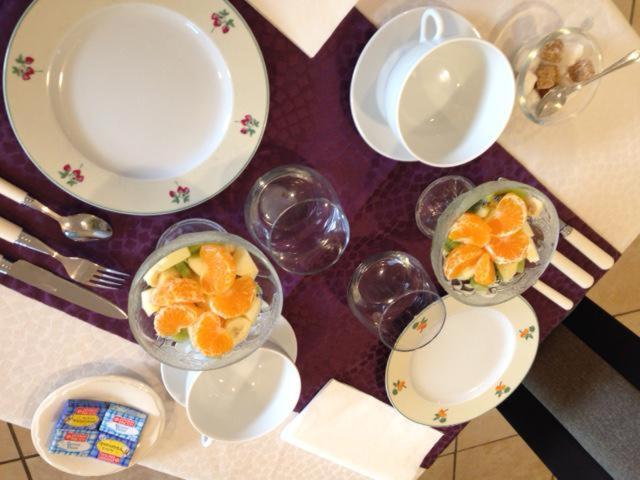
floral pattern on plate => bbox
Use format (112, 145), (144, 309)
(238, 114), (260, 136)
(169, 185), (190, 204)
(59, 164), (84, 186)
(11, 54), (41, 80)
(412, 318), (428, 333)
(519, 325), (536, 340)
(391, 380), (406, 395)
(211, 9), (234, 33)
(433, 408), (448, 423)
(494, 382), (511, 397)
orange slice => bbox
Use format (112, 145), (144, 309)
(486, 193), (528, 237)
(443, 244), (484, 280)
(210, 276), (257, 319)
(200, 244), (237, 295)
(473, 252), (496, 286)
(154, 304), (199, 337)
(486, 230), (530, 264)
(448, 213), (492, 247)
(191, 312), (234, 356)
(152, 278), (207, 306)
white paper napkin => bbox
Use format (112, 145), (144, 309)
(281, 379), (442, 480)
(245, 0), (358, 57)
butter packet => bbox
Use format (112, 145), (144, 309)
(99, 403), (147, 443)
(49, 429), (98, 456)
(90, 433), (136, 466)
(56, 399), (107, 431)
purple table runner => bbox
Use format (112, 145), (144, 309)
(0, 0), (620, 468)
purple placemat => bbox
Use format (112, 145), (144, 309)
(0, 0), (620, 468)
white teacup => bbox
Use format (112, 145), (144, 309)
(384, 9), (515, 167)
(185, 346), (301, 446)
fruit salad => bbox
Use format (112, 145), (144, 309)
(442, 190), (543, 295)
(140, 242), (261, 357)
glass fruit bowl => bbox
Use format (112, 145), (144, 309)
(430, 179), (559, 306)
(128, 231), (283, 370)
(515, 27), (602, 125)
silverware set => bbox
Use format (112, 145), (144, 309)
(532, 220), (614, 310)
(0, 176), (127, 319)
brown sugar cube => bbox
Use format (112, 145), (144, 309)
(568, 58), (595, 82)
(535, 64), (558, 90)
(540, 39), (564, 63)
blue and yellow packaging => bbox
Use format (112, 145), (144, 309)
(99, 403), (147, 443)
(89, 433), (137, 466)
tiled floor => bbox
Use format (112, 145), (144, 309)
(2, 2), (639, 480)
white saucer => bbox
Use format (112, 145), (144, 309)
(386, 295), (538, 426)
(31, 375), (166, 477)
(350, 7), (480, 161)
(161, 315), (298, 406)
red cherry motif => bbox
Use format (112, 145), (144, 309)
(183, 187), (190, 194)
(24, 56), (34, 65)
(22, 73), (30, 80)
(211, 13), (217, 20)
(213, 18), (221, 27)
(222, 25), (229, 33)
(76, 175), (84, 182)
(26, 67), (34, 75)
(72, 169), (81, 176)
(177, 186), (184, 193)
(63, 164), (71, 172)
(169, 191), (176, 198)
(240, 128), (248, 134)
(244, 114), (251, 120)
(240, 119), (248, 125)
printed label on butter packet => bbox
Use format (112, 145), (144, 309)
(99, 403), (147, 443)
(90, 433), (136, 466)
(49, 429), (98, 456)
(56, 400), (108, 431)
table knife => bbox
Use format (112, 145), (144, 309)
(533, 280), (573, 311)
(559, 220), (614, 270)
(0, 255), (127, 320)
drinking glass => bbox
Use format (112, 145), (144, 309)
(415, 175), (474, 238)
(348, 251), (445, 351)
(245, 165), (350, 275)
(156, 218), (225, 247)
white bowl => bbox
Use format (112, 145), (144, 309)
(186, 347), (301, 442)
(386, 36), (515, 167)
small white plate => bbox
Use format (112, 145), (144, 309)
(4, 0), (268, 215)
(161, 314), (298, 406)
(31, 375), (166, 477)
(386, 295), (538, 426)
(350, 7), (480, 161)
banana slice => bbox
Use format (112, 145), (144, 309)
(225, 317), (252, 345)
(141, 288), (159, 316)
(244, 296), (261, 324)
(233, 247), (259, 279)
(187, 255), (207, 278)
(144, 247), (191, 286)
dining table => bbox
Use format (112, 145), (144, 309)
(0, 0), (638, 479)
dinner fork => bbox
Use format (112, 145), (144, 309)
(0, 216), (128, 289)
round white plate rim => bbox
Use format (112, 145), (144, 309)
(30, 374), (166, 477)
(161, 314), (298, 407)
(350, 6), (480, 162)
(3, 0), (269, 215)
(385, 295), (539, 426)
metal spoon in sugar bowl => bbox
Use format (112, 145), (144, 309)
(0, 176), (112, 241)
(536, 49), (640, 118)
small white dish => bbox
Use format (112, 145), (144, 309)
(384, 11), (514, 167)
(350, 7), (480, 162)
(161, 315), (297, 407)
(31, 375), (166, 477)
(187, 346), (300, 443)
(386, 295), (538, 426)
(4, 0), (268, 214)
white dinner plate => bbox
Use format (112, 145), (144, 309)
(350, 7), (480, 162)
(4, 0), (268, 215)
(386, 295), (538, 426)
(161, 314), (298, 406)
(31, 375), (166, 476)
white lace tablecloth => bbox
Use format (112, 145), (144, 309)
(1, 1), (638, 479)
